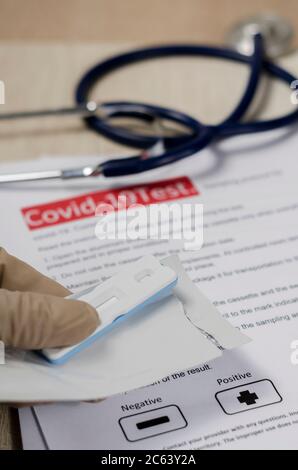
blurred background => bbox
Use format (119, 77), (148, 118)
(0, 0), (297, 44)
(0, 0), (296, 162)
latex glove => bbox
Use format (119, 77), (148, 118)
(0, 248), (100, 349)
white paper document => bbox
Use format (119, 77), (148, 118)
(33, 324), (298, 450)
(19, 408), (47, 450)
(2, 127), (298, 448)
(0, 253), (247, 403)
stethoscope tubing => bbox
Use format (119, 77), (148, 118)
(76, 36), (266, 149)
(76, 34), (298, 177)
(0, 34), (297, 183)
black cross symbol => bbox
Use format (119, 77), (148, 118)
(237, 390), (259, 406)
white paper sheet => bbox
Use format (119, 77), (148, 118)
(0, 253), (248, 403)
(35, 324), (298, 450)
(19, 408), (47, 450)
(2, 127), (298, 447)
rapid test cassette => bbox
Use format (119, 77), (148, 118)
(41, 255), (178, 365)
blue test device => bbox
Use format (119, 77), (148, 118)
(40, 255), (178, 365)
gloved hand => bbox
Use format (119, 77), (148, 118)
(0, 248), (100, 350)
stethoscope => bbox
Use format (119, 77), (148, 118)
(0, 13), (297, 183)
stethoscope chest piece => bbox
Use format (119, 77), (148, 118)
(226, 13), (294, 58)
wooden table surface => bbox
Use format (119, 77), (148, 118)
(0, 0), (298, 450)
(0, 0), (298, 45)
